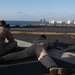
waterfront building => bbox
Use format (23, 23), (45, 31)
(66, 20), (71, 26)
(49, 20), (55, 26)
(71, 20), (75, 26)
(72, 20), (75, 24)
(43, 19), (46, 25)
(56, 19), (62, 26)
(40, 19), (46, 25)
(40, 19), (43, 25)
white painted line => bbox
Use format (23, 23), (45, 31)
(11, 31), (75, 35)
(5, 39), (32, 47)
(15, 39), (32, 47)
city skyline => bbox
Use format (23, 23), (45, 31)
(0, 0), (75, 21)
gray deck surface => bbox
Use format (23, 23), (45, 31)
(0, 27), (75, 75)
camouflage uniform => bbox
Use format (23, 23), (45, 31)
(3, 37), (57, 69)
(0, 26), (17, 56)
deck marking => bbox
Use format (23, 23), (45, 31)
(11, 31), (75, 35)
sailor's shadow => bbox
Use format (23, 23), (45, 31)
(14, 46), (26, 52)
(54, 40), (74, 49)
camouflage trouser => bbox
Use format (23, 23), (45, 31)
(0, 41), (17, 56)
(35, 45), (57, 69)
(3, 45), (57, 69)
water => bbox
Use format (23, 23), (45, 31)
(6, 20), (72, 27)
(6, 21), (49, 26)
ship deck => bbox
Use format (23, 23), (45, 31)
(0, 27), (75, 75)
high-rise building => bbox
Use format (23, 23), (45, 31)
(56, 19), (62, 26)
(66, 20), (71, 26)
(49, 20), (55, 26)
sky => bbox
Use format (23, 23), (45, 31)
(0, 0), (75, 21)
